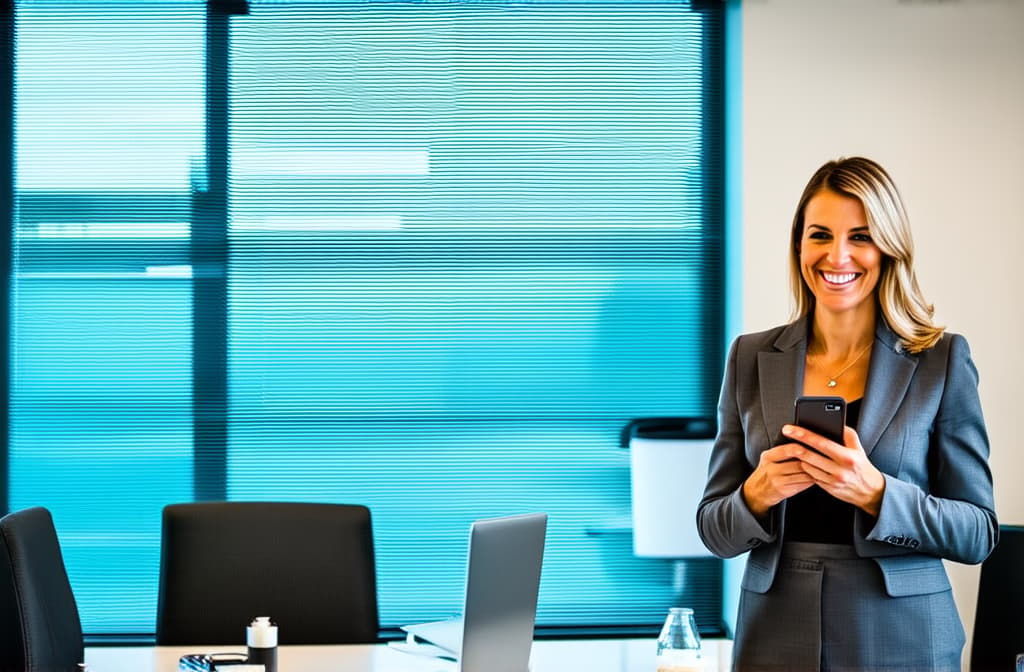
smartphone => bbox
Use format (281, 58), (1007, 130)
(178, 653), (251, 672)
(793, 395), (846, 445)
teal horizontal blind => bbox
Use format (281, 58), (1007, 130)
(228, 1), (723, 629)
(11, 1), (204, 632)
(8, 0), (725, 635)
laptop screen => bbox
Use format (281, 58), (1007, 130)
(400, 512), (548, 672)
(460, 513), (547, 672)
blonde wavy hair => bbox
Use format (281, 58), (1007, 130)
(788, 156), (943, 353)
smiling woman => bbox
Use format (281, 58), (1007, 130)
(697, 156), (998, 671)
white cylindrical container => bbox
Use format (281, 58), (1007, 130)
(628, 418), (715, 558)
(246, 616), (278, 672)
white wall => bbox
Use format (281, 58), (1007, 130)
(739, 0), (1024, 666)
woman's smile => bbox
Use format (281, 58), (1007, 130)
(819, 270), (861, 287)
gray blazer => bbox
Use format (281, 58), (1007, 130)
(697, 316), (998, 597)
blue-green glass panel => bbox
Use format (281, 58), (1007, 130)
(228, 2), (722, 629)
(11, 1), (203, 633)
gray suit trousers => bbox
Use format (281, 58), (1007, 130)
(733, 542), (964, 672)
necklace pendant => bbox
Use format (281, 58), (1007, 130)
(826, 378), (837, 388)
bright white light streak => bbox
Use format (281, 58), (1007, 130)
(34, 222), (190, 238)
(145, 265), (193, 278)
(18, 269), (192, 280)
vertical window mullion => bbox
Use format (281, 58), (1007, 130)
(193, 0), (249, 501)
(700, 2), (726, 389)
(0, 1), (13, 516)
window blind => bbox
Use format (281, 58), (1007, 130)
(11, 1), (203, 631)
(8, 0), (725, 635)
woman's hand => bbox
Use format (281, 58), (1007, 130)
(781, 424), (887, 517)
(741, 443), (816, 520)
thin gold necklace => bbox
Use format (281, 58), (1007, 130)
(823, 342), (873, 388)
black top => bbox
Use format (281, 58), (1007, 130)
(783, 398), (862, 544)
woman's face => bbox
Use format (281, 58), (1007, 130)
(799, 188), (882, 317)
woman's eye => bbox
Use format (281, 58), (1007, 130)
(851, 233), (873, 242)
(807, 231), (830, 240)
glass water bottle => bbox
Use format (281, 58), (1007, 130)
(656, 607), (704, 672)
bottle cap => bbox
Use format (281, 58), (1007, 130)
(247, 616), (278, 648)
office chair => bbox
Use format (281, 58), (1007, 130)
(970, 524), (1024, 672)
(156, 501), (379, 645)
(0, 506), (84, 672)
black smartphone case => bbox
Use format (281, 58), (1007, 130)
(793, 395), (846, 444)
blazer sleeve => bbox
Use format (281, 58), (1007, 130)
(862, 334), (998, 565)
(696, 337), (778, 558)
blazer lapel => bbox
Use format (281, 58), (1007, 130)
(758, 318), (807, 447)
(858, 322), (917, 456)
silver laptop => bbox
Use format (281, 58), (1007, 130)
(400, 512), (548, 672)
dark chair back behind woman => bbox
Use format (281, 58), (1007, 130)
(971, 525), (1024, 672)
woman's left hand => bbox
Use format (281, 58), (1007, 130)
(780, 424), (886, 517)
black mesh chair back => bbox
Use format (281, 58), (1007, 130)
(0, 506), (84, 672)
(156, 501), (379, 645)
(971, 525), (1024, 671)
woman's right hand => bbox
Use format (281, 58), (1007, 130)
(741, 443), (816, 519)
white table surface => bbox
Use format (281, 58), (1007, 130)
(85, 638), (733, 672)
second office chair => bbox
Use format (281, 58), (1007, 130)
(155, 501), (379, 645)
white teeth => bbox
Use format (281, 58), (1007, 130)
(823, 272), (857, 284)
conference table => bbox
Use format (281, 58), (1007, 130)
(85, 638), (734, 671)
